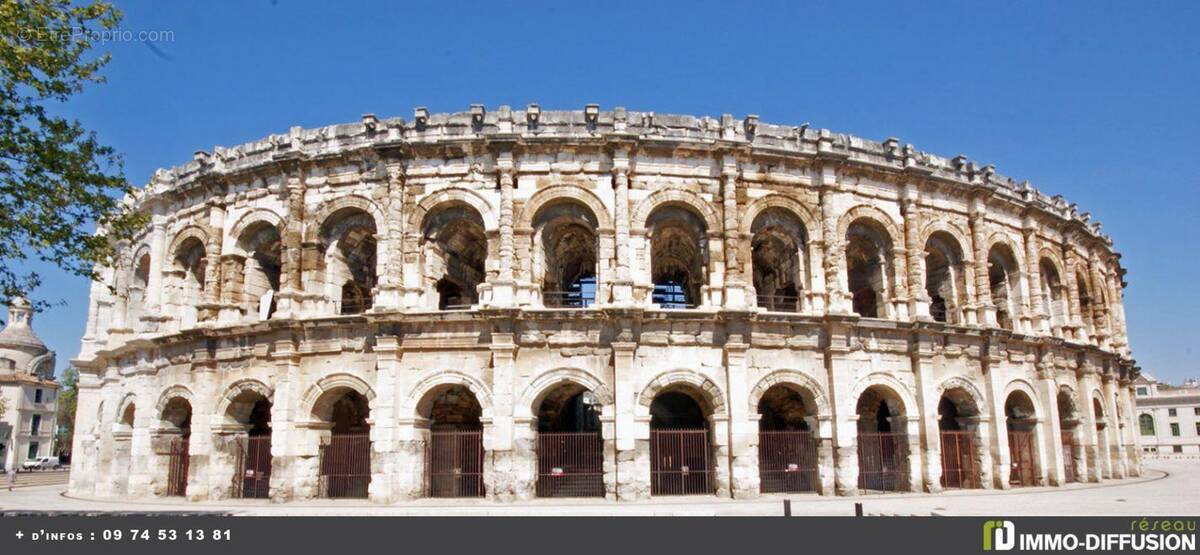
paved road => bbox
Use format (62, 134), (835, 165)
(0, 460), (1195, 516)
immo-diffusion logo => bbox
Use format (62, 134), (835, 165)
(984, 520), (1016, 551)
(982, 519), (1197, 552)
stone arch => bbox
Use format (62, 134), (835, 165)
(226, 209), (285, 253)
(154, 385), (195, 415)
(213, 378), (275, 417)
(919, 219), (973, 263)
(300, 373), (376, 421)
(849, 372), (917, 417)
(515, 368), (614, 419)
(740, 194), (818, 240)
(1038, 248), (1068, 279)
(129, 243), (153, 270)
(836, 205), (902, 248)
(1003, 379), (1042, 419)
(517, 184), (613, 232)
(403, 370), (495, 420)
(747, 370), (831, 416)
(305, 194), (386, 243)
(636, 369), (727, 418)
(631, 187), (721, 233)
(935, 375), (989, 418)
(116, 392), (138, 430)
(984, 232), (1025, 274)
(167, 225), (210, 258)
(408, 187), (498, 235)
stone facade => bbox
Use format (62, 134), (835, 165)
(69, 106), (1140, 503)
(1, 299), (59, 471)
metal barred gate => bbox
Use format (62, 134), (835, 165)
(857, 432), (908, 492)
(427, 430), (484, 498)
(536, 432), (604, 497)
(940, 430), (981, 489)
(166, 437), (189, 497)
(233, 435), (272, 499)
(1061, 430), (1079, 483)
(650, 429), (713, 495)
(318, 434), (371, 498)
(758, 430), (819, 493)
(1008, 430), (1036, 487)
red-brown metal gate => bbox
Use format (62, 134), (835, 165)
(536, 431), (604, 497)
(165, 437), (189, 497)
(758, 430), (819, 493)
(318, 433), (371, 498)
(650, 429), (713, 496)
(427, 430), (484, 498)
(233, 435), (272, 499)
(940, 430), (981, 489)
(1008, 430), (1036, 487)
(1061, 430), (1079, 483)
(857, 431), (908, 492)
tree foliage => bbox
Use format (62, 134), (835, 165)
(0, 0), (145, 308)
(55, 365), (77, 454)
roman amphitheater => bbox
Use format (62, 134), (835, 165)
(68, 105), (1140, 504)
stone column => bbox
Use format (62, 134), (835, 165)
(1089, 258), (1112, 349)
(1076, 371), (1103, 482)
(274, 168), (306, 319)
(67, 367), (103, 496)
(819, 173), (847, 314)
(984, 358), (1010, 489)
(902, 185), (929, 320)
(825, 322), (859, 494)
(969, 196), (996, 326)
(1064, 254), (1087, 343)
(374, 164), (406, 310)
(1023, 217), (1047, 335)
(490, 153), (517, 307)
(910, 332), (943, 492)
(720, 157), (748, 308)
(1036, 361), (1066, 486)
(368, 335), (400, 503)
(611, 338), (645, 499)
(185, 365), (217, 501)
(1101, 373), (1126, 478)
(268, 337), (300, 502)
(484, 317), (517, 499)
(723, 337), (757, 498)
(611, 151), (634, 305)
(126, 378), (154, 496)
(199, 200), (226, 322)
(146, 215), (167, 314)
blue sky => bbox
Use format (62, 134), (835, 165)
(20, 0), (1200, 383)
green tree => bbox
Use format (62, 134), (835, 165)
(0, 0), (145, 308)
(54, 365), (77, 455)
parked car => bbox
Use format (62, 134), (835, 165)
(21, 456), (61, 470)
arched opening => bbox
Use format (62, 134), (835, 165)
(421, 385), (485, 497)
(1057, 389), (1081, 483)
(855, 385), (909, 492)
(111, 402), (136, 494)
(649, 388), (714, 495)
(1005, 390), (1039, 487)
(320, 208), (377, 315)
(535, 202), (599, 308)
(756, 384), (819, 493)
(159, 397), (192, 497)
(1077, 272), (1095, 338)
(1138, 414), (1155, 436)
(1040, 260), (1066, 335)
(171, 238), (207, 326)
(648, 205), (707, 309)
(423, 205), (487, 310)
(923, 232), (968, 324)
(237, 222), (282, 320)
(1092, 396), (1110, 477)
(534, 383), (603, 497)
(313, 388), (371, 498)
(845, 220), (894, 318)
(938, 388), (982, 489)
(751, 208), (808, 313)
(987, 244), (1022, 331)
(223, 390), (273, 499)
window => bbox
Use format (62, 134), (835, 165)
(27, 442), (38, 459)
(30, 414), (41, 435)
(1136, 387), (1148, 396)
(1195, 422), (1200, 435)
(34, 389), (42, 403)
(1168, 408), (1177, 417)
(1173, 445), (1183, 453)
(1170, 423), (1180, 436)
(1194, 407), (1200, 416)
(1139, 414), (1155, 436)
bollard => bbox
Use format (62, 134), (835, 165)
(783, 499), (792, 516)
(855, 502), (863, 517)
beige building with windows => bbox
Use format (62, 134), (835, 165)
(67, 106), (1139, 503)
(1135, 374), (1200, 456)
(0, 299), (59, 471)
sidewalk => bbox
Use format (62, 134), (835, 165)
(1, 460), (1196, 516)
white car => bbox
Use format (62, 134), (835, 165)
(21, 456), (61, 470)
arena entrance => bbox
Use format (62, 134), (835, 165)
(1005, 391), (1039, 487)
(161, 397), (192, 497)
(424, 385), (485, 498)
(938, 389), (982, 489)
(226, 391), (273, 499)
(1058, 389), (1080, 482)
(535, 384), (604, 498)
(756, 384), (819, 493)
(316, 389), (371, 498)
(855, 385), (909, 492)
(649, 389), (714, 496)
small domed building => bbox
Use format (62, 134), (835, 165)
(0, 299), (59, 471)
